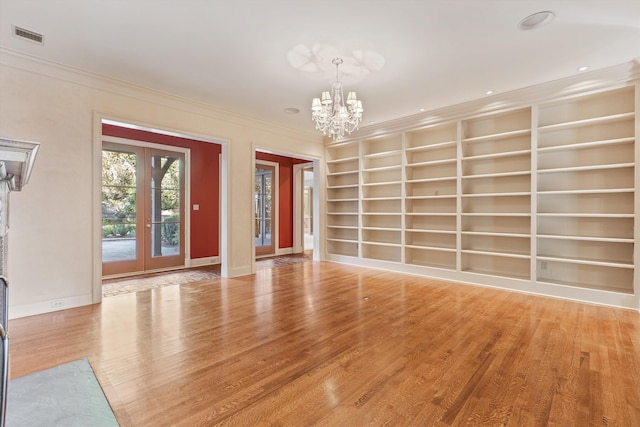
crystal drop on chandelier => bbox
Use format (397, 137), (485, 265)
(311, 58), (364, 140)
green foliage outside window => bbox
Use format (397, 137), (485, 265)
(162, 214), (180, 246)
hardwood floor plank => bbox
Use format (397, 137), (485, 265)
(8, 261), (640, 426)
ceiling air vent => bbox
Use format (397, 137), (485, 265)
(13, 26), (44, 45)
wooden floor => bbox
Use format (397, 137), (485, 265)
(9, 261), (640, 426)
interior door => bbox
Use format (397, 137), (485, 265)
(102, 142), (185, 276)
(255, 164), (276, 257)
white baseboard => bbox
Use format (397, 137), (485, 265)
(276, 247), (294, 256)
(9, 293), (94, 320)
(189, 256), (220, 267)
(226, 265), (252, 277)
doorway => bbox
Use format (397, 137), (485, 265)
(255, 162), (277, 257)
(102, 141), (185, 276)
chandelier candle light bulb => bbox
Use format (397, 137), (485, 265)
(311, 58), (364, 140)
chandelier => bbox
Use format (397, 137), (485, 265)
(311, 58), (364, 140)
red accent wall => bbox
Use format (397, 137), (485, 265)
(256, 152), (308, 249)
(102, 124), (221, 258)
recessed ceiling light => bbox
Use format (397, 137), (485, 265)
(368, 121), (374, 124)
(518, 11), (555, 30)
(284, 107), (299, 114)
(485, 90), (494, 95)
(419, 108), (425, 112)
(578, 66), (589, 72)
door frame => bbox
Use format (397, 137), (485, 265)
(100, 135), (191, 278)
(254, 160), (279, 258)
(293, 162), (314, 254)
(94, 114), (231, 306)
(251, 148), (321, 273)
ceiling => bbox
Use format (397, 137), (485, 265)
(1, 1), (639, 134)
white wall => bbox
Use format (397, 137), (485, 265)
(0, 50), (324, 318)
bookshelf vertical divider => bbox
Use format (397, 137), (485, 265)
(530, 105), (539, 282)
(456, 120), (463, 273)
(401, 133), (408, 265)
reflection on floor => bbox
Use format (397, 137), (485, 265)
(102, 252), (312, 297)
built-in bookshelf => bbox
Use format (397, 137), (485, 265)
(536, 87), (635, 293)
(460, 108), (532, 280)
(324, 82), (637, 310)
(326, 141), (360, 257)
(404, 122), (458, 270)
(361, 134), (403, 263)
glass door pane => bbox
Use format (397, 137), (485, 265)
(255, 165), (275, 256)
(102, 150), (137, 261)
(149, 154), (181, 257)
(101, 144), (144, 276)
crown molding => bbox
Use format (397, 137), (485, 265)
(335, 59), (639, 144)
(0, 47), (322, 143)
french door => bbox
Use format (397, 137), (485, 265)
(102, 142), (185, 276)
(255, 164), (276, 257)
